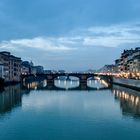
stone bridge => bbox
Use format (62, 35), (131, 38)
(21, 72), (113, 89)
(21, 72), (94, 82)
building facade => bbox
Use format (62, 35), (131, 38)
(115, 48), (140, 79)
(0, 52), (22, 82)
(115, 48), (140, 72)
(21, 61), (44, 75)
(0, 62), (4, 78)
(98, 64), (118, 74)
(32, 66), (44, 74)
(21, 61), (32, 75)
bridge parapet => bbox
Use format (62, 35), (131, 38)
(21, 73), (95, 81)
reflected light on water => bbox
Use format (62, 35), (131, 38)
(24, 78), (109, 90)
(113, 85), (140, 117)
(100, 80), (109, 87)
(87, 79), (108, 88)
(43, 80), (47, 87)
(1, 84), (140, 140)
(55, 80), (79, 89)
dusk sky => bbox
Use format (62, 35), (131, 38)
(0, 0), (140, 70)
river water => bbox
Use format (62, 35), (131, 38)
(0, 79), (140, 140)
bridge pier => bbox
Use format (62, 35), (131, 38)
(78, 75), (88, 90)
(46, 75), (55, 89)
(47, 80), (55, 89)
(79, 81), (88, 90)
(99, 75), (113, 88)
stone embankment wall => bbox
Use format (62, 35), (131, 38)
(113, 77), (140, 91)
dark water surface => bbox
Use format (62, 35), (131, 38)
(0, 80), (140, 140)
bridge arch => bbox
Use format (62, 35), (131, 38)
(54, 79), (80, 90)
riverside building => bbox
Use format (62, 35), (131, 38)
(0, 51), (22, 82)
(21, 61), (44, 75)
(115, 47), (140, 79)
(0, 62), (4, 78)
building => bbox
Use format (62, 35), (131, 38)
(114, 48), (140, 79)
(0, 51), (21, 82)
(21, 61), (44, 75)
(58, 70), (65, 73)
(33, 66), (44, 74)
(132, 48), (140, 72)
(21, 61), (32, 75)
(98, 64), (118, 74)
(0, 62), (4, 78)
(44, 70), (54, 74)
(115, 48), (140, 73)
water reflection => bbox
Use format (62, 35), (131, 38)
(112, 85), (140, 118)
(55, 79), (79, 89)
(23, 79), (109, 90)
(1, 81), (140, 140)
(0, 79), (109, 117)
(0, 84), (29, 117)
(87, 79), (109, 89)
(1, 81), (140, 120)
(26, 80), (47, 90)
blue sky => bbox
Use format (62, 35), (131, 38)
(0, 0), (140, 70)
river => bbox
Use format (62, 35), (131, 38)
(0, 79), (140, 140)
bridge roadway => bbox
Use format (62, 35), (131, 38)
(21, 72), (98, 81)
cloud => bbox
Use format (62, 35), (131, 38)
(0, 23), (140, 70)
(71, 23), (140, 47)
(0, 37), (77, 52)
(0, 23), (140, 52)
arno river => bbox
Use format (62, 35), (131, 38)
(0, 79), (140, 140)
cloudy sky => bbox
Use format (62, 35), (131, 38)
(0, 0), (140, 71)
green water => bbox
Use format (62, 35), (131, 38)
(0, 80), (140, 140)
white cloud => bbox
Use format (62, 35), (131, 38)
(74, 23), (140, 47)
(0, 23), (140, 52)
(0, 37), (77, 52)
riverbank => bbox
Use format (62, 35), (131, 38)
(0, 78), (4, 86)
(113, 77), (140, 91)
(0, 78), (21, 88)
